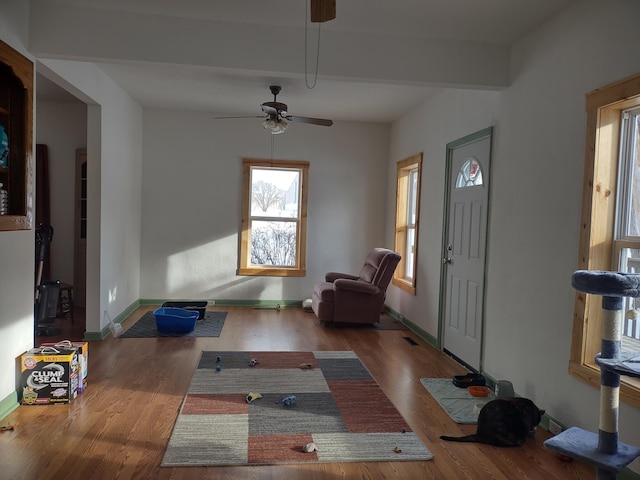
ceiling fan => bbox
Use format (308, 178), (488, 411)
(217, 85), (333, 134)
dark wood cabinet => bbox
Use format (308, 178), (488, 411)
(0, 39), (33, 231)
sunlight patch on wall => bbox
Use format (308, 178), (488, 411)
(165, 237), (290, 300)
(167, 238), (237, 298)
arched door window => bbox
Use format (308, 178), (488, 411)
(455, 158), (483, 188)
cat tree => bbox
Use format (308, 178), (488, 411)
(544, 270), (640, 479)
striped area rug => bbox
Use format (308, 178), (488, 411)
(161, 351), (433, 466)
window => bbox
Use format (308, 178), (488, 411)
(238, 158), (308, 277)
(455, 158), (483, 188)
(392, 153), (422, 294)
(571, 72), (640, 408)
(614, 106), (640, 344)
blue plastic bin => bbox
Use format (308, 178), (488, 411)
(153, 307), (199, 334)
(162, 301), (207, 319)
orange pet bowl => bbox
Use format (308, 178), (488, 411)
(468, 386), (490, 397)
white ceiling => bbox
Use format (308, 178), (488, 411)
(34, 0), (578, 124)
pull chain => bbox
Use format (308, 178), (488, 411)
(304, 0), (321, 89)
(270, 133), (275, 159)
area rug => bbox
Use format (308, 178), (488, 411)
(324, 315), (409, 330)
(120, 311), (227, 338)
(367, 314), (409, 330)
(161, 351), (433, 466)
(420, 378), (495, 424)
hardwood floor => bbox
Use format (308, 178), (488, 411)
(5, 306), (595, 479)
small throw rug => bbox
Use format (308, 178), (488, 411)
(367, 314), (409, 331)
(120, 311), (227, 338)
(161, 351), (433, 466)
(420, 378), (495, 424)
(325, 315), (409, 330)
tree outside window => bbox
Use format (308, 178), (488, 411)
(238, 158), (308, 277)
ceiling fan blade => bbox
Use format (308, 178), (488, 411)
(288, 115), (333, 127)
(261, 102), (288, 117)
(261, 104), (279, 116)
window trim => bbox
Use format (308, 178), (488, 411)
(392, 153), (423, 295)
(238, 158), (308, 277)
(571, 72), (640, 409)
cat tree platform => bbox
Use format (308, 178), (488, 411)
(545, 427), (640, 475)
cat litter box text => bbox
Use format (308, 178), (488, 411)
(20, 348), (79, 405)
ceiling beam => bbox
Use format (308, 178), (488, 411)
(28, 2), (509, 90)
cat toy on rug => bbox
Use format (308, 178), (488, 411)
(275, 395), (297, 406)
(440, 398), (544, 447)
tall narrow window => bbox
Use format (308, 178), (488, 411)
(613, 106), (640, 352)
(571, 72), (640, 409)
(238, 158), (308, 277)
(393, 153), (422, 294)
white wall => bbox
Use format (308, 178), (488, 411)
(0, 1), (36, 415)
(386, 89), (501, 335)
(141, 110), (390, 301)
(387, 0), (640, 472)
(35, 102), (87, 285)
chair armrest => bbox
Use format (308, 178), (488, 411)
(325, 272), (360, 283)
(334, 278), (379, 295)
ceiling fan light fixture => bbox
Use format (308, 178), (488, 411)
(262, 117), (288, 134)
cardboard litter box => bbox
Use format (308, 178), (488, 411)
(41, 340), (88, 393)
(20, 346), (79, 405)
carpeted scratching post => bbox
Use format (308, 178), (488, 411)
(544, 270), (640, 479)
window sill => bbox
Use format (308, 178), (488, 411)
(392, 277), (416, 295)
(237, 267), (306, 277)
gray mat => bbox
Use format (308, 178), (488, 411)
(420, 377), (495, 424)
(366, 315), (409, 330)
(325, 315), (409, 330)
(120, 311), (227, 338)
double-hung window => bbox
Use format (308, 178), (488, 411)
(614, 106), (640, 333)
(238, 158), (309, 277)
(571, 73), (640, 408)
(392, 153), (422, 294)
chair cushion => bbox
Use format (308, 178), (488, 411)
(313, 281), (335, 302)
(358, 248), (401, 288)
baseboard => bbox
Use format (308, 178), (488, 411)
(0, 390), (18, 421)
(141, 298), (303, 308)
(84, 299), (142, 340)
(619, 467), (640, 479)
(383, 306), (438, 348)
(84, 299), (305, 340)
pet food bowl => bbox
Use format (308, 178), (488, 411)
(468, 385), (491, 397)
(154, 307), (199, 334)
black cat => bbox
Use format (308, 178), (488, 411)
(440, 397), (545, 447)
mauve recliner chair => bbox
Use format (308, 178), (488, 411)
(311, 248), (401, 325)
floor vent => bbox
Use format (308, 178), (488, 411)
(403, 336), (419, 346)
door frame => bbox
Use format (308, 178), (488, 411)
(74, 148), (87, 308)
(438, 126), (493, 371)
